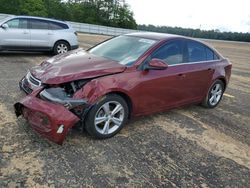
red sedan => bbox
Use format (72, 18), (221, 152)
(15, 32), (232, 144)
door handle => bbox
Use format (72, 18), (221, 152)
(178, 73), (186, 78)
(23, 31), (29, 34)
(207, 68), (214, 72)
(48, 32), (53, 35)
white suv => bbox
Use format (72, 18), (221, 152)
(0, 15), (78, 54)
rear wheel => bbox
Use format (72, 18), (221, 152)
(53, 41), (70, 55)
(202, 80), (224, 108)
(85, 95), (129, 138)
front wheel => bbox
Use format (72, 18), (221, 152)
(202, 80), (225, 108)
(85, 94), (129, 139)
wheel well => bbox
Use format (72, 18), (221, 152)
(54, 40), (71, 50)
(218, 77), (227, 91)
(107, 91), (133, 119)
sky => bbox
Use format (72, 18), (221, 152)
(126, 0), (250, 33)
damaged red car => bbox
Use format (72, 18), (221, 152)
(14, 32), (232, 144)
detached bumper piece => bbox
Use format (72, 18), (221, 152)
(14, 89), (83, 145)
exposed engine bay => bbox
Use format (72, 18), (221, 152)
(40, 79), (91, 118)
(59, 79), (90, 97)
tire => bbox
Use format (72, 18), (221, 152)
(85, 94), (129, 139)
(202, 80), (225, 108)
(53, 41), (70, 55)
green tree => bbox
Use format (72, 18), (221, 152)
(19, 0), (48, 17)
(0, 0), (137, 29)
(0, 0), (22, 15)
(138, 24), (250, 42)
(113, 4), (137, 29)
(43, 0), (70, 20)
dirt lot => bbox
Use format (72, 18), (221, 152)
(0, 33), (249, 187)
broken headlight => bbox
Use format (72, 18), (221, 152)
(39, 87), (87, 109)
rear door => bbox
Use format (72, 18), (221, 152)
(178, 39), (216, 100)
(0, 18), (30, 48)
(29, 18), (52, 49)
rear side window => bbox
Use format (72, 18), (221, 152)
(49, 21), (69, 30)
(187, 41), (206, 62)
(206, 47), (219, 61)
(152, 40), (184, 65)
(187, 40), (219, 62)
(29, 19), (49, 30)
(6, 18), (28, 29)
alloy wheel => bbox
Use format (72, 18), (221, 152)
(209, 83), (223, 106)
(94, 101), (125, 135)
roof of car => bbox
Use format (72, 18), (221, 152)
(12, 15), (67, 24)
(126, 32), (186, 41)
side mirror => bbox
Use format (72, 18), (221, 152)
(1, 23), (9, 29)
(144, 58), (168, 70)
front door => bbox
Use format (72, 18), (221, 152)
(1, 18), (30, 48)
(134, 40), (190, 114)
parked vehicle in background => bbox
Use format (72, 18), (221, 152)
(0, 15), (78, 54)
(15, 32), (232, 144)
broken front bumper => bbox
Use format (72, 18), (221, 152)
(19, 71), (42, 94)
(19, 76), (33, 94)
(14, 89), (81, 145)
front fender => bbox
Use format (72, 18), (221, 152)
(73, 77), (132, 105)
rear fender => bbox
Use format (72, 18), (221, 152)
(211, 59), (232, 88)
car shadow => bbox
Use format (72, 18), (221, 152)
(0, 51), (52, 57)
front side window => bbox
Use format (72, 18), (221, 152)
(6, 18), (28, 29)
(151, 40), (184, 65)
(89, 36), (157, 66)
(29, 19), (49, 30)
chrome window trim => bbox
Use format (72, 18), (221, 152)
(168, 59), (221, 67)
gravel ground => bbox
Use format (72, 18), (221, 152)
(0, 33), (249, 187)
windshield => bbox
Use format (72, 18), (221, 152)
(0, 15), (11, 22)
(89, 36), (157, 66)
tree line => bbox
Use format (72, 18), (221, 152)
(0, 0), (137, 29)
(0, 0), (249, 42)
(138, 25), (250, 42)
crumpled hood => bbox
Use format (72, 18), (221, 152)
(30, 49), (126, 84)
